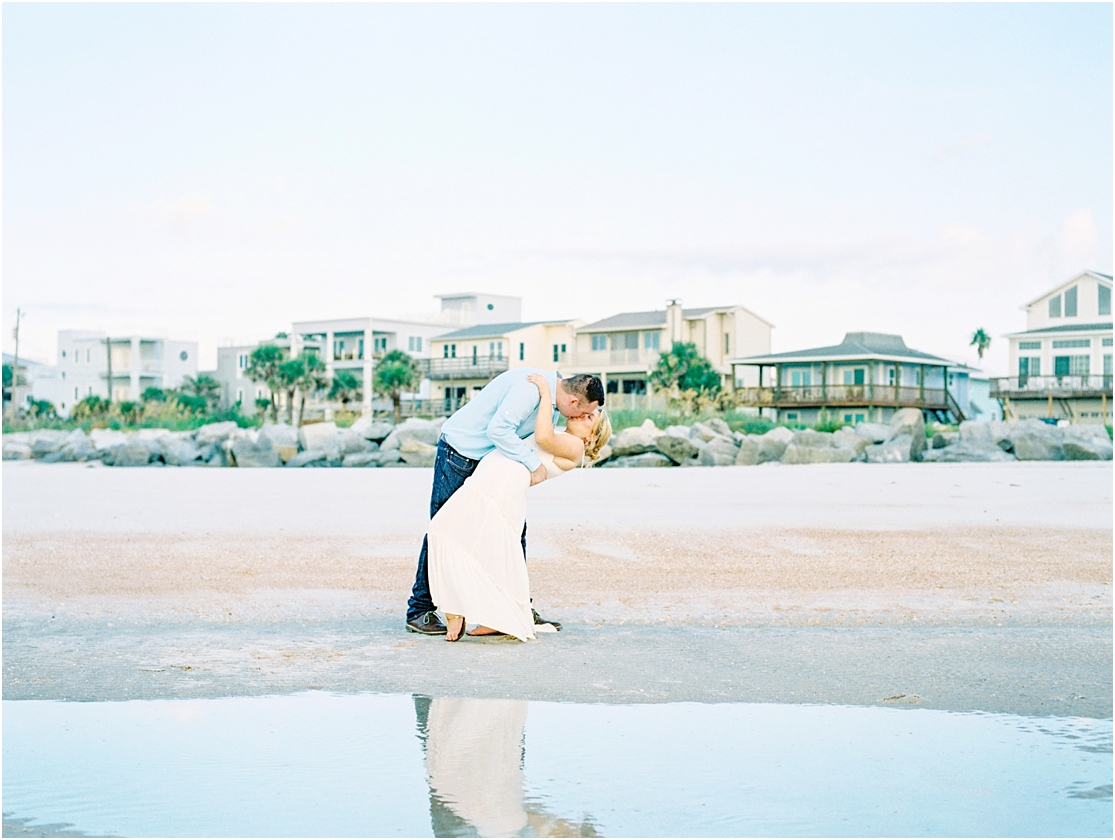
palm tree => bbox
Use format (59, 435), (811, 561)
(179, 374), (221, 413)
(970, 328), (992, 360)
(296, 354), (331, 426)
(244, 345), (286, 422)
(373, 350), (422, 424)
(328, 369), (363, 413)
(276, 357), (306, 425)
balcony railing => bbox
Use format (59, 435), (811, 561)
(990, 376), (1113, 399)
(733, 385), (949, 409)
(422, 356), (510, 380)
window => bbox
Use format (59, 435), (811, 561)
(238, 353), (248, 370)
(844, 413), (853, 423)
(561, 343), (566, 354)
(256, 388), (265, 399)
(644, 332), (660, 351)
(334, 340), (343, 358)
(62, 350), (67, 359)
(1018, 341), (1041, 350)
(855, 413), (865, 423)
(842, 369), (865, 385)
(615, 332), (639, 350)
(606, 379), (619, 394)
(374, 336), (388, 354)
(519, 343), (525, 361)
(408, 336), (423, 352)
(86, 349), (91, 362)
(180, 350), (188, 361)
(1049, 295), (1062, 318)
(236, 389), (243, 403)
(1069, 356), (1090, 376)
(724, 333), (730, 354)
(1052, 339), (1091, 349)
(1103, 338), (1113, 347)
(497, 342), (503, 359)
(785, 412), (799, 421)
(1019, 357), (1040, 378)
(450, 344), (457, 358)
(471, 345), (478, 365)
(591, 334), (607, 352)
(358, 338), (365, 358)
(888, 369), (896, 385)
(74, 387), (79, 399)
(1105, 355), (1112, 376)
(1100, 285), (1111, 316)
(1064, 286), (1078, 317)
(443, 345), (449, 358)
(621, 379), (646, 394)
(553, 344), (560, 363)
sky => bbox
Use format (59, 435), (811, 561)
(4, 3), (1112, 374)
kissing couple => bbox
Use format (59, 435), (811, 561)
(406, 369), (611, 641)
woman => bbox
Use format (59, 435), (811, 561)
(427, 374), (612, 642)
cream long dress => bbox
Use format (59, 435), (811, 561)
(428, 435), (569, 641)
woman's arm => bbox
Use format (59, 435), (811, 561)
(526, 374), (584, 463)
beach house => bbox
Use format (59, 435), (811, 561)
(992, 271), (1112, 424)
(728, 332), (968, 425)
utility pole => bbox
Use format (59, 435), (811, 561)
(9, 308), (22, 415)
(105, 336), (113, 403)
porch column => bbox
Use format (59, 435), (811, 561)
(362, 326), (374, 417)
(894, 363), (900, 402)
(129, 337), (141, 401)
(919, 364), (926, 405)
(774, 364), (782, 401)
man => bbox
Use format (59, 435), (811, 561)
(406, 369), (605, 634)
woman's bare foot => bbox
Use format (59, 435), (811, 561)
(467, 625), (505, 636)
(445, 615), (466, 642)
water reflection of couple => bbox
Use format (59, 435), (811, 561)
(413, 696), (598, 838)
(406, 370), (610, 641)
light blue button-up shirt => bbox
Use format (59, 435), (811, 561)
(440, 368), (560, 472)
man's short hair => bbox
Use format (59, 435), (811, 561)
(561, 373), (605, 407)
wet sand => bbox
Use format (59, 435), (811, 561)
(3, 460), (1111, 717)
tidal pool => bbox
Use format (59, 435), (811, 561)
(3, 693), (1111, 837)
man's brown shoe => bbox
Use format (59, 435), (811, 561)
(406, 611), (447, 635)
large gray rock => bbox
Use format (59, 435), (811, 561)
(1061, 426), (1113, 460)
(298, 421), (340, 457)
(361, 422), (396, 443)
(832, 427), (870, 456)
(400, 439), (437, 467)
(691, 422), (726, 443)
(886, 408), (927, 462)
(656, 434), (698, 464)
(367, 449), (404, 467)
(286, 449), (327, 468)
(107, 442), (155, 467)
(663, 425), (694, 440)
(54, 429), (94, 462)
(29, 431), (69, 457)
(88, 429), (128, 452)
(601, 452), (675, 468)
(783, 442), (856, 464)
(609, 420), (662, 457)
(734, 436), (762, 466)
(932, 432), (959, 449)
(854, 422), (889, 444)
(790, 429), (834, 448)
(3, 441), (32, 460)
(161, 436), (203, 466)
(195, 421), (240, 447)
(959, 421), (1011, 451)
(342, 452), (381, 467)
(707, 418), (733, 437)
(865, 435), (913, 464)
(704, 436), (740, 466)
(258, 424), (299, 450)
(339, 427), (375, 456)
(749, 427), (793, 463)
(1007, 420), (1064, 461)
(231, 437), (282, 468)
(927, 441), (1016, 462)
(381, 418), (441, 450)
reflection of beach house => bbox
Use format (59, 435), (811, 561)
(426, 320), (582, 413)
(566, 301), (773, 401)
(992, 271), (1112, 424)
(729, 332), (968, 425)
(35, 331), (197, 417)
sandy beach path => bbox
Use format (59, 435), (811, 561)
(4, 460), (1111, 717)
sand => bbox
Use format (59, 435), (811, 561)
(3, 460), (1111, 717)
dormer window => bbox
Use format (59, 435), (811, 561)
(1048, 295), (1062, 318)
(1064, 286), (1078, 317)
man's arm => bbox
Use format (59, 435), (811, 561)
(485, 380), (544, 472)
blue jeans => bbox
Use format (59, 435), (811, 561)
(407, 438), (528, 622)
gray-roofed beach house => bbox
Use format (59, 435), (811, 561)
(729, 332), (967, 425)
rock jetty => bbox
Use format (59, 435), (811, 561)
(3, 410), (1110, 467)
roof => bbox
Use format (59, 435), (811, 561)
(579, 305), (761, 332)
(431, 321), (557, 340)
(1023, 271), (1113, 308)
(1006, 322), (1112, 337)
(730, 332), (954, 366)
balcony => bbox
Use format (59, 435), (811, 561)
(990, 376), (1113, 400)
(422, 356), (511, 380)
(733, 384), (949, 410)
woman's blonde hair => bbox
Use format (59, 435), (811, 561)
(583, 409), (612, 464)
